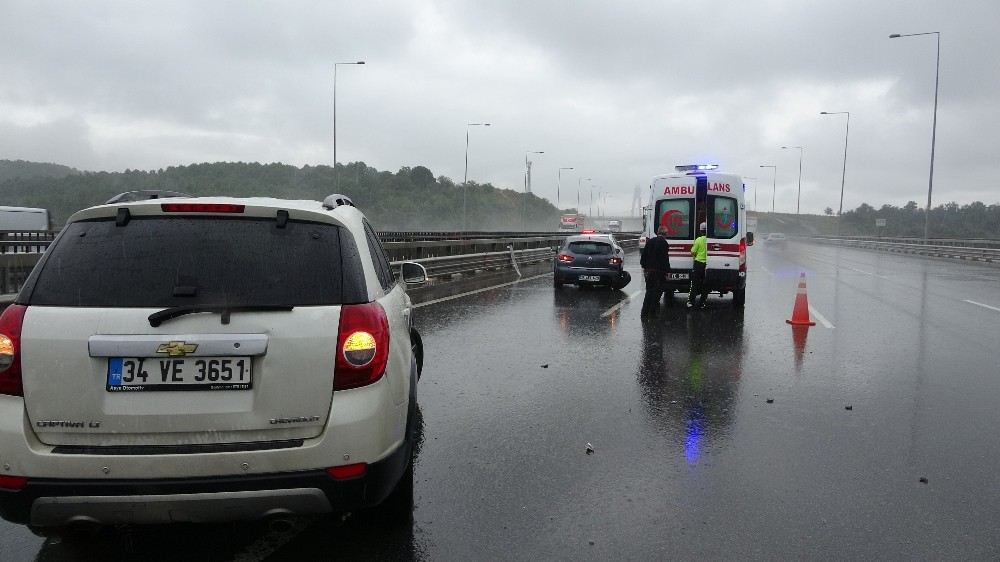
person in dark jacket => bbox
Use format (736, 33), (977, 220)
(640, 227), (671, 318)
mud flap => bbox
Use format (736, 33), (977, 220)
(611, 270), (632, 290)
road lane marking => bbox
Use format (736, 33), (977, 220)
(843, 265), (890, 279)
(600, 289), (645, 318)
(964, 299), (1000, 313)
(414, 273), (551, 308)
(808, 304), (835, 329)
(756, 265), (772, 274)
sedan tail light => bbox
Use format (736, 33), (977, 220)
(334, 302), (389, 391)
(0, 304), (26, 397)
(609, 257), (623, 266)
(557, 254), (574, 263)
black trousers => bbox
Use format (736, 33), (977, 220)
(641, 271), (665, 316)
(688, 261), (708, 305)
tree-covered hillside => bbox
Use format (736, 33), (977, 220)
(0, 159), (79, 184)
(0, 161), (569, 230)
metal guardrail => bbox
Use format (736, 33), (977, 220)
(391, 247), (556, 279)
(808, 236), (1000, 263)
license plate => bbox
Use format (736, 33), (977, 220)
(667, 273), (689, 280)
(107, 357), (253, 392)
(578, 275), (602, 282)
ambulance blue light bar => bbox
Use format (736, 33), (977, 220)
(675, 164), (719, 172)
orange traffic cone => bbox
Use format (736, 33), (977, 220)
(786, 272), (816, 326)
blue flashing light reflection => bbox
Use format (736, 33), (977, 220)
(685, 416), (703, 465)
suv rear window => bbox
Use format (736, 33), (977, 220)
(568, 241), (612, 255)
(24, 217), (367, 307)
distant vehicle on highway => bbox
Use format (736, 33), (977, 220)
(643, 164), (750, 308)
(553, 233), (629, 289)
(0, 190), (428, 536)
(559, 213), (585, 232)
(607, 220), (622, 232)
(0, 206), (49, 231)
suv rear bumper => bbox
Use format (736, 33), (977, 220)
(0, 438), (410, 527)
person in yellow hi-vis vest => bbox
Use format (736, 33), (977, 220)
(687, 222), (709, 309)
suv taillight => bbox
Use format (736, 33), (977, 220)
(334, 302), (390, 391)
(739, 238), (747, 272)
(0, 305), (26, 397)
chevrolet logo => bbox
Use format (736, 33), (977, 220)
(156, 341), (198, 357)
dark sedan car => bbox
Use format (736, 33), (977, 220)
(553, 234), (629, 289)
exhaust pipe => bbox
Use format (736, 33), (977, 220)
(264, 513), (296, 534)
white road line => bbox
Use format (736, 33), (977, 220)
(757, 265), (772, 274)
(808, 304), (835, 329)
(844, 265), (890, 279)
(414, 273), (551, 308)
(964, 299), (1000, 313)
(600, 289), (645, 318)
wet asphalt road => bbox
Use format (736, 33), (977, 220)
(4, 240), (1000, 560)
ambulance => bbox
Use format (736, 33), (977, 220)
(642, 164), (752, 307)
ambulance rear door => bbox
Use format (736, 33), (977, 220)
(705, 173), (743, 275)
(651, 174), (697, 272)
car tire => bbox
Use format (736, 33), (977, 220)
(376, 451), (414, 524)
(410, 328), (423, 380)
(733, 287), (746, 308)
(663, 288), (675, 305)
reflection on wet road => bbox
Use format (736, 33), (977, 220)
(5, 241), (1000, 560)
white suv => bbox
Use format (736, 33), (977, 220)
(0, 192), (426, 535)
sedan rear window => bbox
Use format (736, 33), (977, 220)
(568, 241), (612, 255)
(24, 217), (367, 307)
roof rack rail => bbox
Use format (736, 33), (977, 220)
(105, 190), (192, 204)
(322, 194), (355, 210)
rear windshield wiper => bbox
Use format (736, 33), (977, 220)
(148, 305), (294, 327)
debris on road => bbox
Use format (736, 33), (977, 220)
(766, 398), (774, 404)
(585, 443), (595, 455)
(541, 364), (549, 368)
(845, 405), (853, 411)
(919, 477), (928, 484)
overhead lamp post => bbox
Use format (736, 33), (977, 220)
(759, 165), (776, 213)
(333, 60), (365, 190)
(524, 151), (544, 194)
(890, 31), (941, 241)
(462, 122), (491, 231)
(820, 111), (851, 233)
(780, 146), (804, 214)
(578, 177), (591, 211)
(522, 151), (544, 230)
(557, 167), (574, 208)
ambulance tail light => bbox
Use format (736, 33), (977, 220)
(739, 238), (747, 272)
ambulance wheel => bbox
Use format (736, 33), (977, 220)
(732, 287), (746, 308)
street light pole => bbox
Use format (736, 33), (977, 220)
(522, 151), (544, 230)
(333, 61), (365, 190)
(781, 146), (803, 214)
(557, 167), (574, 208)
(890, 31), (941, 241)
(578, 177), (591, 212)
(760, 165), (776, 213)
(821, 111), (851, 233)
(462, 123), (491, 231)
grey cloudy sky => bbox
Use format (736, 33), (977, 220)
(1, 0), (997, 215)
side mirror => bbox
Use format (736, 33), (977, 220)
(746, 232), (755, 246)
(400, 262), (428, 286)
